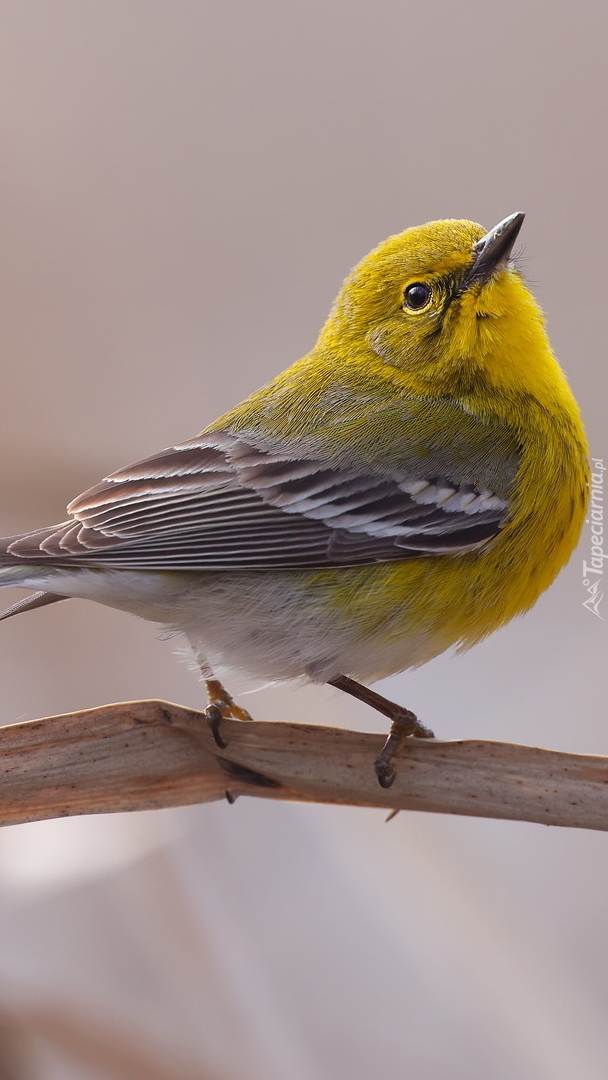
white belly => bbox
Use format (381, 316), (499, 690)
(7, 566), (432, 686)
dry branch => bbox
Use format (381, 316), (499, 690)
(0, 700), (606, 830)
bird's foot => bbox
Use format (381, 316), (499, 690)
(204, 679), (254, 749)
(328, 674), (434, 788)
(374, 710), (433, 788)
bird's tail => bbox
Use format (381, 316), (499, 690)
(0, 562), (67, 622)
(0, 590), (67, 622)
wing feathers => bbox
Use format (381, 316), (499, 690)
(2, 428), (513, 570)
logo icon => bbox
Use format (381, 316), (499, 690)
(582, 578), (603, 620)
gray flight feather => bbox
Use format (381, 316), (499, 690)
(0, 423), (517, 573)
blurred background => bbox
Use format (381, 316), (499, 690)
(0, 1), (605, 1077)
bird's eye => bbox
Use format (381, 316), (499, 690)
(404, 282), (432, 311)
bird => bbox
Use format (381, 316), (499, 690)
(0, 212), (589, 787)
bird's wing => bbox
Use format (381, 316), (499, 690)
(2, 425), (517, 570)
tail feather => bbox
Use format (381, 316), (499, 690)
(0, 541), (72, 620)
(0, 591), (68, 622)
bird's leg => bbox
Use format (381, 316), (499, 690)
(328, 675), (434, 789)
(204, 678), (254, 749)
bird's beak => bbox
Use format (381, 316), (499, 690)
(464, 212), (525, 288)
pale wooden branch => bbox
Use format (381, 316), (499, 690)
(0, 699), (606, 830)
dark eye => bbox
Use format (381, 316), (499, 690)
(404, 282), (432, 310)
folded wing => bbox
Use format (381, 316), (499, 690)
(0, 427), (515, 570)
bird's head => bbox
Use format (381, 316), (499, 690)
(323, 213), (559, 403)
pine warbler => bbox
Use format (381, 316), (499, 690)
(0, 213), (589, 786)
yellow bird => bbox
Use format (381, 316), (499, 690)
(0, 213), (589, 786)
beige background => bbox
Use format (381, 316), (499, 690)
(0, 1), (605, 1077)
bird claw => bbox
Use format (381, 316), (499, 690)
(412, 719), (435, 739)
(204, 679), (254, 750)
(205, 703), (228, 748)
(374, 710), (435, 788)
(328, 675), (434, 787)
(375, 758), (396, 789)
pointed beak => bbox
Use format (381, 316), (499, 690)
(464, 211), (525, 288)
